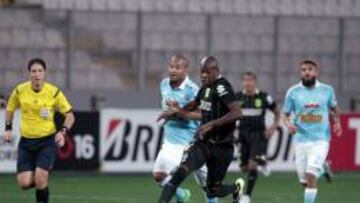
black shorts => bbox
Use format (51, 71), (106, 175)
(180, 140), (234, 188)
(239, 131), (268, 167)
(17, 135), (56, 173)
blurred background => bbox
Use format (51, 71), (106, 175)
(0, 0), (359, 110)
(0, 1), (360, 202)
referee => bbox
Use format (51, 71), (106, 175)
(4, 58), (75, 203)
(235, 71), (280, 203)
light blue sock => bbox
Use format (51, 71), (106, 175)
(304, 188), (317, 203)
(206, 197), (218, 203)
(175, 187), (186, 200)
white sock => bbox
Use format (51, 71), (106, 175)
(304, 188), (317, 203)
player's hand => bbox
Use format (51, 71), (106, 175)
(265, 125), (277, 139)
(55, 131), (66, 147)
(333, 122), (342, 137)
(287, 123), (297, 134)
(156, 111), (176, 122)
(198, 121), (215, 139)
(3, 130), (12, 142)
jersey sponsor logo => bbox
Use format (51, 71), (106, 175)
(300, 114), (323, 123)
(216, 85), (228, 97)
(242, 108), (262, 116)
(199, 100), (212, 111)
(304, 102), (320, 109)
(255, 98), (262, 108)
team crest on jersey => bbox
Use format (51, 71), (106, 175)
(255, 98), (262, 108)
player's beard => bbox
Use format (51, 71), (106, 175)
(301, 77), (316, 87)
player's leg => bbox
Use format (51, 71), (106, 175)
(205, 144), (244, 203)
(303, 141), (330, 203)
(294, 142), (308, 186)
(193, 165), (218, 203)
(34, 137), (56, 203)
(158, 141), (208, 203)
(16, 137), (36, 189)
(153, 143), (190, 202)
(242, 132), (263, 202)
(238, 132), (250, 173)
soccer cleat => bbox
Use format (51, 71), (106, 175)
(233, 178), (245, 203)
(239, 195), (251, 203)
(323, 161), (333, 183)
(176, 189), (191, 203)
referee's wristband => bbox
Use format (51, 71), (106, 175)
(5, 121), (12, 131)
(59, 126), (69, 135)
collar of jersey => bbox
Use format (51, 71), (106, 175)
(170, 76), (189, 90)
(242, 88), (260, 94)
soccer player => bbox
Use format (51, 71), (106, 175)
(4, 58), (75, 203)
(235, 71), (280, 203)
(157, 56), (245, 203)
(154, 54), (218, 203)
(282, 59), (342, 203)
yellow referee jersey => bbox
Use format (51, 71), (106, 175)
(7, 81), (72, 138)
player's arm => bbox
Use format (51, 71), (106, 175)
(4, 88), (20, 142)
(282, 90), (297, 134)
(171, 101), (202, 120)
(329, 87), (342, 137)
(55, 90), (75, 147)
(198, 82), (242, 136)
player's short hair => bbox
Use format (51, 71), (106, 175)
(170, 54), (189, 69)
(300, 59), (318, 69)
(243, 71), (257, 80)
(27, 58), (47, 72)
(200, 56), (219, 70)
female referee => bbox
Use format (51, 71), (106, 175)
(4, 58), (75, 203)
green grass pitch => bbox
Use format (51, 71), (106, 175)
(0, 172), (359, 203)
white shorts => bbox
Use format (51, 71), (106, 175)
(153, 141), (208, 187)
(294, 140), (329, 183)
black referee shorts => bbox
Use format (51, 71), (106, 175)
(239, 131), (268, 167)
(179, 140), (234, 188)
(17, 135), (56, 173)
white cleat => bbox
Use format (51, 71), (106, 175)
(233, 178), (245, 203)
(239, 195), (251, 203)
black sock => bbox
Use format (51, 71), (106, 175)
(157, 167), (189, 203)
(206, 184), (237, 198)
(36, 187), (49, 203)
(246, 169), (258, 196)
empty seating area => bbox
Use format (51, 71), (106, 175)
(37, 0), (360, 17)
(0, 1), (359, 109)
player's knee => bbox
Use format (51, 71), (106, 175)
(34, 170), (49, 189)
(153, 172), (167, 183)
(305, 172), (317, 188)
(17, 174), (34, 190)
(170, 165), (189, 186)
(248, 160), (258, 170)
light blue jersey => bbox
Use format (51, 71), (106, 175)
(283, 81), (337, 143)
(160, 76), (199, 145)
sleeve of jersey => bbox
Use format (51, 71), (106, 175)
(282, 90), (294, 114)
(216, 81), (236, 105)
(6, 88), (20, 112)
(328, 87), (337, 108)
(265, 93), (277, 111)
(55, 90), (72, 114)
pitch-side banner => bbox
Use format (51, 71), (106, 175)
(328, 114), (360, 171)
(100, 108), (296, 172)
